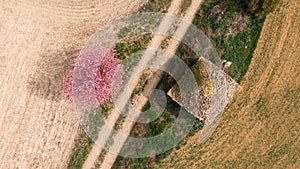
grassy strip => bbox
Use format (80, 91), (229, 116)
(180, 0), (192, 15)
(192, 0), (265, 83)
(139, 0), (173, 13)
(67, 128), (94, 169)
(67, 107), (110, 169)
(115, 34), (152, 60)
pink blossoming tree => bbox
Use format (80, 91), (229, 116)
(63, 48), (122, 106)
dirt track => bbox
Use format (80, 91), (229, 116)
(0, 0), (145, 168)
(158, 0), (300, 168)
(82, 0), (206, 168)
(99, 0), (206, 168)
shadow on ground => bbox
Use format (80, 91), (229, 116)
(27, 47), (79, 101)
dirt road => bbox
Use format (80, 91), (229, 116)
(82, 0), (184, 168)
(0, 0), (145, 168)
(82, 0), (207, 168)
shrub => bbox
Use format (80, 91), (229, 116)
(244, 0), (281, 18)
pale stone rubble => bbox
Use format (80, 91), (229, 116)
(168, 59), (238, 122)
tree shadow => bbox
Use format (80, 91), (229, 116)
(27, 48), (79, 101)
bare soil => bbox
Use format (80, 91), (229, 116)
(0, 0), (145, 168)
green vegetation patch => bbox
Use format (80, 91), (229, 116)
(67, 128), (94, 169)
(113, 101), (204, 168)
(115, 34), (152, 60)
(193, 0), (265, 83)
(67, 107), (110, 169)
(139, 0), (173, 13)
(180, 0), (192, 15)
(244, 0), (281, 18)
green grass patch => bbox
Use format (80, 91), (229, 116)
(146, 110), (175, 136)
(115, 34), (152, 60)
(139, 0), (173, 13)
(192, 0), (265, 83)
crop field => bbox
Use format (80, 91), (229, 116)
(158, 0), (300, 168)
(0, 0), (146, 168)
